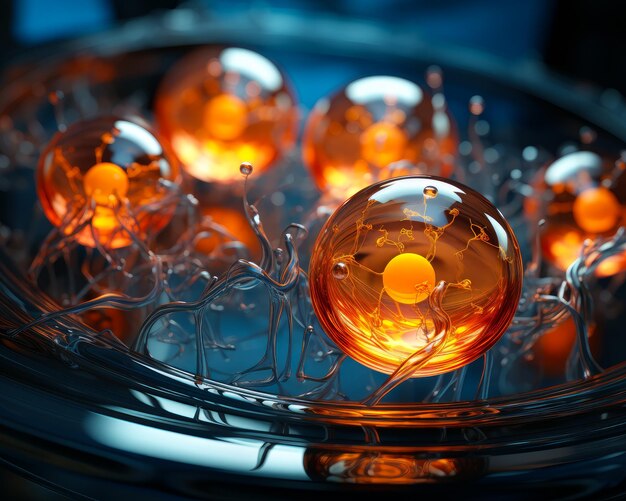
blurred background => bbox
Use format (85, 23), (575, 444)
(1, 0), (626, 97)
(1, 0), (626, 498)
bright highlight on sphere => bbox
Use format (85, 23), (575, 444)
(36, 116), (181, 249)
(155, 46), (298, 183)
(308, 176), (523, 377)
(303, 76), (458, 199)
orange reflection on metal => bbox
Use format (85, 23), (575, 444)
(304, 448), (486, 484)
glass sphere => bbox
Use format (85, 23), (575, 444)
(308, 176), (523, 377)
(37, 116), (181, 249)
(303, 76), (457, 199)
(155, 46), (298, 183)
(525, 151), (626, 276)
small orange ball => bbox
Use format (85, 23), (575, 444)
(382, 252), (436, 304)
(36, 116), (181, 249)
(309, 176), (523, 377)
(155, 46), (298, 183)
(303, 76), (458, 199)
(83, 162), (129, 206)
(572, 186), (621, 233)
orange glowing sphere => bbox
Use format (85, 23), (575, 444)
(309, 176), (523, 377)
(36, 116), (181, 248)
(303, 76), (458, 199)
(572, 186), (621, 233)
(526, 151), (626, 276)
(155, 46), (298, 183)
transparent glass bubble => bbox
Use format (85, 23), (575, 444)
(525, 151), (626, 276)
(303, 76), (458, 199)
(309, 176), (523, 377)
(155, 46), (298, 183)
(36, 116), (181, 249)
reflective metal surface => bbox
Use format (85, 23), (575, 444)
(2, 7), (626, 499)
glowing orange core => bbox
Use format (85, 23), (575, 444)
(548, 230), (585, 271)
(382, 252), (436, 304)
(204, 93), (248, 141)
(573, 186), (621, 233)
(360, 122), (408, 168)
(83, 162), (129, 206)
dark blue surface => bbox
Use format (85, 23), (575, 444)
(12, 0), (554, 60)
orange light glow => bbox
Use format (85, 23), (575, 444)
(309, 176), (523, 377)
(383, 252), (435, 304)
(81, 307), (140, 346)
(536, 317), (576, 376)
(541, 225), (626, 277)
(542, 227), (585, 272)
(195, 206), (261, 259)
(360, 122), (408, 168)
(203, 94), (248, 141)
(573, 186), (621, 233)
(83, 162), (129, 206)
(536, 316), (598, 377)
(155, 47), (297, 183)
(595, 252), (626, 277)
